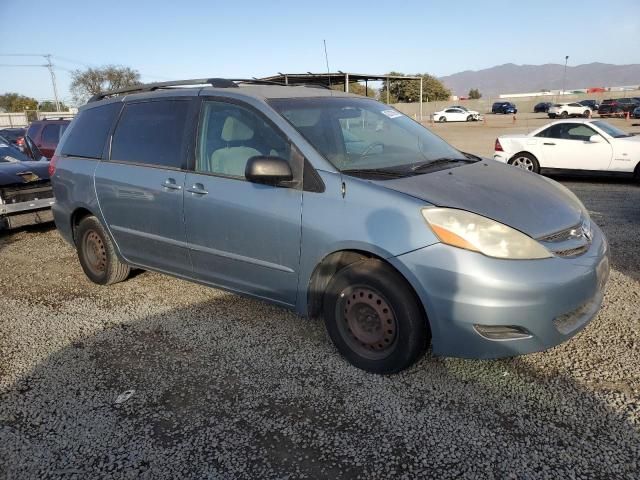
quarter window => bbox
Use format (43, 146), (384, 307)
(196, 101), (290, 178)
(61, 102), (122, 159)
(111, 100), (189, 168)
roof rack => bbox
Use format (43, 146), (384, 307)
(88, 77), (331, 103)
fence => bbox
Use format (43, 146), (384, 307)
(0, 113), (29, 128)
(0, 111), (76, 128)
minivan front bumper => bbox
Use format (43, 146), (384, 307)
(390, 223), (609, 359)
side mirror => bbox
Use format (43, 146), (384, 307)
(245, 156), (293, 186)
(589, 134), (604, 143)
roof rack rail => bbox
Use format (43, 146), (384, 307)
(88, 77), (333, 103)
(88, 78), (239, 103)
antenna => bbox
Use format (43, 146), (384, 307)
(323, 40), (332, 92)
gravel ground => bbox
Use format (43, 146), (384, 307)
(0, 178), (639, 479)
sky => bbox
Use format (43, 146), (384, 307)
(1, 0), (638, 104)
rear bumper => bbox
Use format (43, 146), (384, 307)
(1, 208), (53, 229)
(390, 224), (609, 359)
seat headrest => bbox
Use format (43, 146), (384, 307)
(221, 116), (254, 142)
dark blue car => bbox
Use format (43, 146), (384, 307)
(0, 135), (54, 229)
(492, 101), (518, 114)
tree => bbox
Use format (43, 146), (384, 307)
(468, 88), (482, 99)
(331, 82), (377, 97)
(38, 100), (69, 112)
(70, 65), (140, 104)
(379, 72), (451, 104)
(0, 93), (38, 112)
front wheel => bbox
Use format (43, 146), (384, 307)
(583, 110), (591, 118)
(323, 259), (429, 374)
(439, 116), (447, 123)
(560, 111), (569, 119)
(548, 114), (556, 119)
(466, 115), (473, 122)
(76, 216), (130, 285)
(509, 153), (540, 173)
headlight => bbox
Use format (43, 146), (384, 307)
(421, 208), (552, 259)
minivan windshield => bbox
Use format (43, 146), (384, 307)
(270, 97), (470, 177)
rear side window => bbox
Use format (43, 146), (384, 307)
(110, 100), (189, 169)
(60, 103), (122, 158)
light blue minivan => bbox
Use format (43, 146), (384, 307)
(51, 79), (609, 373)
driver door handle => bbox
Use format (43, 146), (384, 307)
(187, 183), (208, 195)
(162, 178), (182, 190)
(543, 142), (556, 146)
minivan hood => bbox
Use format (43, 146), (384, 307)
(376, 161), (583, 238)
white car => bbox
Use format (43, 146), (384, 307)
(432, 107), (481, 122)
(548, 102), (592, 119)
(493, 119), (640, 177)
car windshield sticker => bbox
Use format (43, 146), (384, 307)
(381, 109), (403, 119)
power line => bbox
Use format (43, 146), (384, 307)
(0, 53), (61, 111)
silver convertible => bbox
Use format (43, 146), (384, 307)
(50, 79), (609, 373)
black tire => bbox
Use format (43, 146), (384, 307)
(322, 259), (429, 374)
(583, 110), (591, 118)
(560, 111), (569, 119)
(76, 216), (130, 285)
(439, 116), (446, 123)
(466, 115), (473, 122)
(508, 152), (540, 173)
(548, 114), (556, 119)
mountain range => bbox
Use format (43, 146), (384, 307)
(439, 62), (640, 96)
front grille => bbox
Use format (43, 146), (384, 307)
(553, 245), (590, 258)
(0, 182), (53, 204)
(538, 223), (583, 243)
(537, 219), (591, 258)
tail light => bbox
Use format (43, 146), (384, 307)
(494, 138), (503, 152)
(49, 154), (59, 177)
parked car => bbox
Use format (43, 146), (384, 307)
(491, 102), (517, 114)
(548, 103), (592, 119)
(494, 119), (640, 178)
(51, 79), (609, 374)
(578, 99), (599, 111)
(598, 98), (640, 117)
(26, 118), (71, 159)
(0, 128), (26, 152)
(432, 107), (480, 122)
(633, 105), (640, 119)
(0, 135), (54, 230)
(534, 102), (553, 113)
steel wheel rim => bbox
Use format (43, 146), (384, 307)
(83, 230), (107, 275)
(511, 156), (534, 171)
(336, 286), (398, 360)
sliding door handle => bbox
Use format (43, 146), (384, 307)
(187, 183), (208, 195)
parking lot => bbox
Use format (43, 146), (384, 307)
(1, 116), (639, 479)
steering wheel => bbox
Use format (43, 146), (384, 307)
(360, 142), (385, 158)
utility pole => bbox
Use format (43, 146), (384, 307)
(561, 55), (569, 96)
(0, 53), (61, 112)
(44, 54), (61, 112)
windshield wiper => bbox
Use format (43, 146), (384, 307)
(411, 157), (475, 172)
(341, 168), (408, 178)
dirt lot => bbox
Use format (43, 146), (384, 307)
(1, 119), (639, 478)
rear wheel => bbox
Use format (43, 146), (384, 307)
(583, 110), (591, 118)
(323, 259), (429, 374)
(560, 111), (569, 119)
(76, 216), (130, 285)
(439, 116), (446, 123)
(509, 153), (540, 173)
(548, 114), (556, 119)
